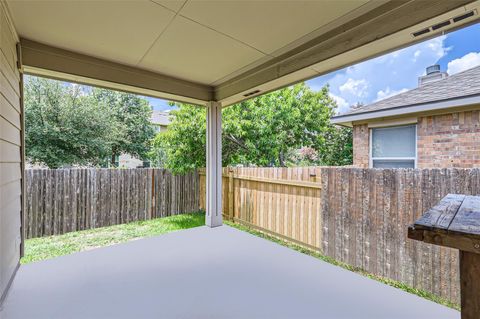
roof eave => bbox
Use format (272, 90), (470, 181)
(331, 94), (480, 125)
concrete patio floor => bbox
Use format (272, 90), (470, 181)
(1, 225), (459, 319)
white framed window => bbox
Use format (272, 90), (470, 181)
(370, 124), (417, 168)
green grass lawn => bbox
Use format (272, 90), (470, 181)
(22, 213), (458, 310)
(22, 212), (205, 264)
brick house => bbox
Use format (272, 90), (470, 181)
(331, 65), (480, 169)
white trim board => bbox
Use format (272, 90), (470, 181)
(368, 117), (418, 128)
(332, 94), (480, 126)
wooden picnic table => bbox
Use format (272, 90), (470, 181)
(408, 194), (480, 319)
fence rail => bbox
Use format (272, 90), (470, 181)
(25, 168), (199, 239)
(200, 167), (323, 250)
(200, 167), (480, 304)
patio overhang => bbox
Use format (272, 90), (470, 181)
(11, 0), (480, 107)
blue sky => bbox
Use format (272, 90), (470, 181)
(307, 22), (480, 113)
(147, 22), (480, 113)
(144, 95), (173, 111)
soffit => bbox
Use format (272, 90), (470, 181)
(8, 0), (371, 85)
(8, 0), (175, 67)
(7, 0), (479, 106)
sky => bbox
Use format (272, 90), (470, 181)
(306, 22), (480, 114)
(147, 22), (480, 113)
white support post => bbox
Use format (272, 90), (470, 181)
(206, 101), (222, 227)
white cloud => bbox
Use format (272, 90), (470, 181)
(427, 37), (450, 59)
(306, 34), (449, 107)
(413, 50), (421, 62)
(447, 52), (480, 75)
(339, 78), (369, 98)
(375, 87), (409, 102)
(329, 93), (350, 114)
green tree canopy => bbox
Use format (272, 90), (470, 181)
(92, 88), (155, 165)
(25, 76), (155, 168)
(25, 77), (117, 168)
(151, 83), (352, 173)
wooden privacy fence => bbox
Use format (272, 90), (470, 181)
(26, 168), (199, 239)
(200, 167), (480, 304)
(200, 167), (323, 250)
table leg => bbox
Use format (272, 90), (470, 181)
(460, 251), (480, 319)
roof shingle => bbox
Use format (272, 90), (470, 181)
(335, 65), (480, 117)
(151, 110), (171, 126)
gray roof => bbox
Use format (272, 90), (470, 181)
(333, 65), (480, 119)
(151, 110), (171, 126)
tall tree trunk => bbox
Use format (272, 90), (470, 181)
(111, 153), (117, 167)
(279, 151), (286, 167)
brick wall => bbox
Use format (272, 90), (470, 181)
(351, 109), (480, 169)
(353, 124), (369, 168)
(417, 110), (480, 168)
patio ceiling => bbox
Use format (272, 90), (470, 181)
(7, 0), (480, 106)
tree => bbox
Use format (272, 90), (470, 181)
(92, 89), (155, 166)
(223, 83), (335, 166)
(25, 76), (117, 168)
(151, 104), (207, 173)
(150, 83), (353, 173)
(25, 76), (156, 168)
(318, 126), (353, 166)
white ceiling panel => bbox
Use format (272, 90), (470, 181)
(179, 0), (369, 55)
(139, 15), (265, 84)
(7, 0), (175, 66)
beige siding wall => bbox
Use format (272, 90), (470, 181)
(0, 1), (21, 302)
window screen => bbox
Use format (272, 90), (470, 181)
(371, 124), (416, 168)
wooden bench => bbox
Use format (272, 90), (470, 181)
(408, 194), (480, 319)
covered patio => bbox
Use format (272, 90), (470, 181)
(1, 226), (459, 319)
(1, 0), (480, 317)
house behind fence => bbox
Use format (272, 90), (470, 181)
(25, 168), (200, 239)
(332, 65), (480, 169)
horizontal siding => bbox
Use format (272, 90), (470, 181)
(0, 6), (18, 73)
(0, 94), (20, 129)
(0, 66), (20, 109)
(0, 0), (21, 303)
(0, 140), (20, 162)
(0, 116), (20, 145)
(0, 44), (20, 89)
(0, 197), (20, 294)
(0, 192), (20, 231)
(0, 163), (20, 187)
(0, 181), (21, 210)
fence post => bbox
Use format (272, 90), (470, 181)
(228, 168), (234, 221)
(149, 169), (155, 219)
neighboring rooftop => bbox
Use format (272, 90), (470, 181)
(151, 110), (171, 126)
(332, 65), (480, 125)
